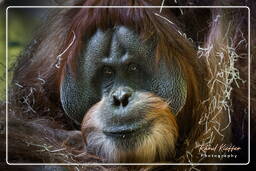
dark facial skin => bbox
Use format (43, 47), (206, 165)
(60, 26), (187, 125)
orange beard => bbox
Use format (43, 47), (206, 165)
(81, 93), (178, 163)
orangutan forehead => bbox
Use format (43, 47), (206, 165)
(83, 26), (155, 61)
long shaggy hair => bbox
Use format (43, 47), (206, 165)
(1, 0), (254, 170)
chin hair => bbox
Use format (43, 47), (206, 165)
(82, 93), (179, 163)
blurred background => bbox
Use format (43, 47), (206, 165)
(0, 0), (57, 100)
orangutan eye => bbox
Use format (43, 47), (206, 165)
(128, 63), (138, 72)
(103, 66), (114, 76)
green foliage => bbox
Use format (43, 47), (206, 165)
(0, 13), (5, 100)
(0, 11), (38, 100)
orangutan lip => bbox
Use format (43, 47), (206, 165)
(103, 122), (149, 138)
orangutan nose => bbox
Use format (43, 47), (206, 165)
(112, 87), (133, 107)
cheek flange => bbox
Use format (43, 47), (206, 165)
(60, 70), (99, 125)
(60, 72), (83, 125)
(151, 60), (187, 115)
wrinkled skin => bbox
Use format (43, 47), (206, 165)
(60, 26), (187, 125)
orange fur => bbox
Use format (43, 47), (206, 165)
(81, 93), (178, 163)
